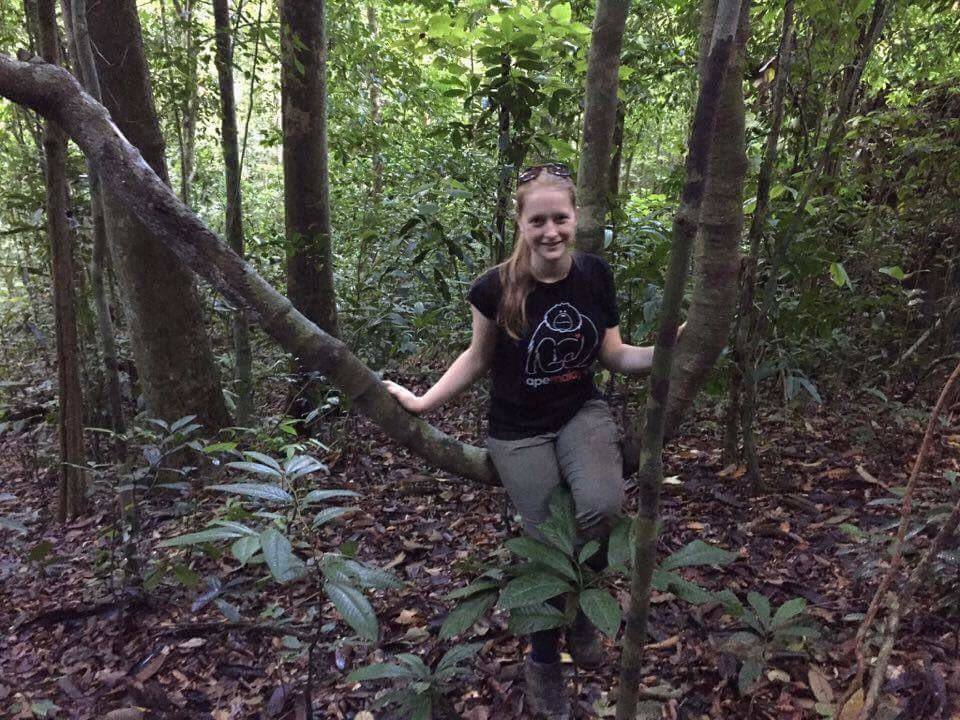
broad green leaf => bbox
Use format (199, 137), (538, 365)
(497, 572), (571, 610)
(202, 441), (238, 454)
(579, 588), (621, 638)
(549, 2), (572, 23)
(211, 520), (258, 536)
(303, 489), (359, 504)
(668, 576), (715, 605)
(772, 597), (807, 628)
(396, 653), (431, 680)
(507, 603), (566, 634)
(169, 414), (198, 433)
(879, 265), (905, 280)
(313, 506), (358, 527)
(159, 527), (243, 547)
(738, 656), (764, 694)
(210, 482), (292, 504)
(721, 630), (760, 654)
(440, 591), (496, 639)
(347, 662), (413, 683)
(578, 540), (600, 566)
(660, 540), (737, 570)
(607, 517), (632, 569)
(224, 461), (283, 479)
(829, 261), (852, 289)
(747, 592), (772, 630)
(243, 451), (281, 471)
(260, 527), (305, 583)
(325, 581), (379, 641)
(405, 691), (432, 720)
(231, 535), (260, 564)
(506, 537), (577, 581)
(444, 580), (500, 601)
(436, 642), (483, 676)
(340, 559), (403, 590)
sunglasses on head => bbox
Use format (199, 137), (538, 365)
(517, 162), (573, 185)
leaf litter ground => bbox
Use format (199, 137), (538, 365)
(1, 379), (959, 719)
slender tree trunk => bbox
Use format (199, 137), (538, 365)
(662, 0), (750, 437)
(213, 0), (253, 425)
(173, 0), (198, 206)
(608, 101), (625, 241)
(65, 0), (124, 438)
(724, 0), (795, 471)
(36, 0), (87, 521)
(493, 53), (511, 264)
(280, 0), (340, 339)
(616, 2), (743, 717)
(86, 0), (230, 430)
(366, 3), (383, 203)
(575, 0), (630, 254)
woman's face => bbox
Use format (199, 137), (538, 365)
(517, 187), (577, 267)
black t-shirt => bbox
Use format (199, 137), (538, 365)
(467, 252), (620, 440)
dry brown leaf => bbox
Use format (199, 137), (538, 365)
(396, 608), (419, 625)
(103, 710), (145, 720)
(808, 666), (835, 704)
(838, 688), (864, 720)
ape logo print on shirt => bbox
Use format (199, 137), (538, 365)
(524, 302), (600, 388)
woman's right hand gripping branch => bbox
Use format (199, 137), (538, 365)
(383, 306), (497, 417)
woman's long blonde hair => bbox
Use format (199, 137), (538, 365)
(497, 173), (577, 339)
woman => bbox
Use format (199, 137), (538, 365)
(385, 163), (666, 718)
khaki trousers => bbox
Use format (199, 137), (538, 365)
(487, 399), (624, 543)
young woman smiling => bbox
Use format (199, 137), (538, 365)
(386, 163), (674, 718)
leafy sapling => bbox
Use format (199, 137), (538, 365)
(717, 591), (821, 694)
(347, 643), (483, 720)
(157, 451), (401, 643)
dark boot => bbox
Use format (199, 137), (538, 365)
(524, 657), (571, 719)
(567, 613), (605, 670)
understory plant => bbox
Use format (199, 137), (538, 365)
(157, 450), (401, 644)
(347, 643), (483, 719)
(440, 489), (741, 647)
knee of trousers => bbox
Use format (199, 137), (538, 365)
(576, 493), (624, 540)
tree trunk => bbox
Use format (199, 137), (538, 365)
(662, 0), (749, 437)
(213, 0), (253, 425)
(173, 0), (199, 206)
(35, 0), (87, 521)
(85, 0), (230, 431)
(724, 0), (795, 471)
(366, 4), (383, 203)
(616, 2), (743, 717)
(0, 53), (499, 485)
(575, 0), (630, 254)
(280, 0), (340, 339)
(65, 0), (124, 438)
(493, 53), (511, 264)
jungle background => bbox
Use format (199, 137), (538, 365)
(0, 0), (959, 717)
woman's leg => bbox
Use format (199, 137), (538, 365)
(556, 399), (625, 544)
(488, 433), (564, 663)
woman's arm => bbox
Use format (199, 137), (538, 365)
(384, 306), (497, 414)
(599, 323), (685, 376)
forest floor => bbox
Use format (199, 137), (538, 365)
(1, 374), (959, 720)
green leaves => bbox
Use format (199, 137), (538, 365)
(159, 526), (244, 547)
(498, 572), (571, 610)
(661, 539), (738, 570)
(506, 603), (567, 635)
(260, 527), (305, 583)
(505, 537), (577, 581)
(579, 589), (621, 638)
(325, 581), (379, 641)
(209, 483), (293, 504)
(829, 261), (853, 289)
(440, 591), (497, 639)
(549, 2), (572, 23)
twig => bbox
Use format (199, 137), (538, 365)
(838, 358), (960, 714)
